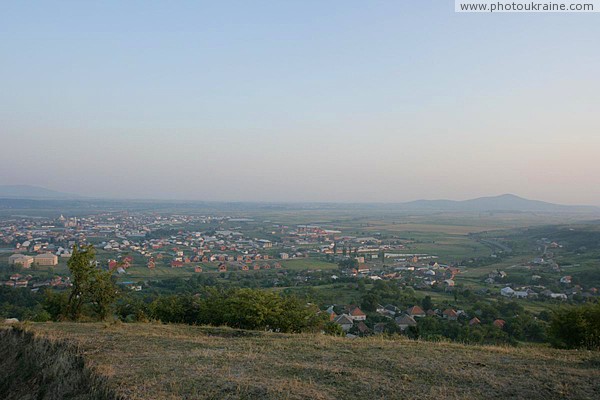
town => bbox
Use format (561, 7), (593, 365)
(2, 208), (597, 341)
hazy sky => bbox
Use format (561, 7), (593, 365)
(1, 1), (599, 204)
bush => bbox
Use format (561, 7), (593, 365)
(549, 303), (600, 349)
(147, 288), (326, 333)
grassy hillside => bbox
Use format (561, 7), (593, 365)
(0, 327), (117, 400)
(12, 322), (600, 400)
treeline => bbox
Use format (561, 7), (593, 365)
(403, 313), (546, 346)
(356, 280), (569, 346)
(116, 288), (327, 333)
(1, 283), (599, 347)
(0, 286), (50, 322)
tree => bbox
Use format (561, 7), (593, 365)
(357, 279), (366, 293)
(43, 289), (69, 320)
(361, 292), (380, 312)
(91, 269), (119, 320)
(66, 244), (118, 320)
(323, 321), (344, 336)
(338, 258), (358, 270)
(421, 295), (433, 311)
(549, 304), (600, 349)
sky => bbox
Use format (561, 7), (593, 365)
(1, 1), (599, 204)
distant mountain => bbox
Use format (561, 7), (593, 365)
(0, 185), (84, 200)
(400, 194), (600, 213)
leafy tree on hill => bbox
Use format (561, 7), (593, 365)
(65, 245), (119, 320)
(421, 295), (433, 311)
(360, 292), (380, 312)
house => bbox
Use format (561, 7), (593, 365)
(406, 305), (426, 318)
(258, 239), (272, 248)
(349, 306), (366, 321)
(500, 287), (515, 297)
(395, 314), (417, 331)
(446, 266), (460, 278)
(373, 322), (387, 335)
(384, 304), (399, 316)
(241, 265), (249, 271)
(170, 260), (184, 268)
(493, 319), (506, 329)
(357, 264), (370, 273)
(560, 276), (572, 284)
(218, 263), (227, 272)
(194, 266), (203, 273)
(469, 317), (481, 326)
(334, 314), (354, 332)
(279, 253), (289, 259)
(442, 309), (458, 321)
(147, 260), (156, 269)
(514, 291), (528, 299)
(356, 321), (370, 335)
(565, 287), (580, 296)
(526, 288), (538, 298)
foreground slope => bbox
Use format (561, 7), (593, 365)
(0, 328), (117, 400)
(19, 323), (600, 399)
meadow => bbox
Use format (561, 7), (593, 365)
(10, 322), (600, 400)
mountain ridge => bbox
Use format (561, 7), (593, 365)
(0, 185), (85, 200)
(0, 186), (597, 213)
(400, 193), (599, 212)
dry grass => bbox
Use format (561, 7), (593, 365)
(19, 322), (600, 400)
(0, 326), (118, 400)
